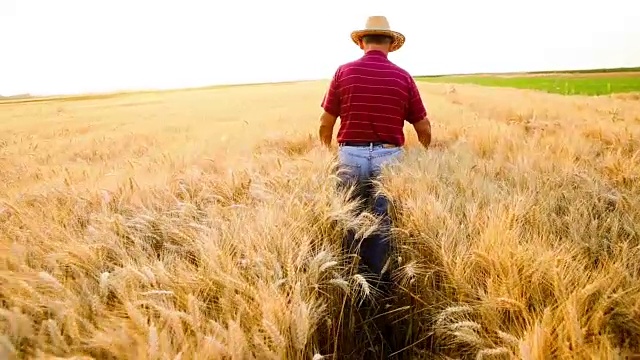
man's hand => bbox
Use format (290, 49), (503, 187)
(412, 117), (431, 149)
(319, 111), (338, 148)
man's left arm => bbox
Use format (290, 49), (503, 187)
(406, 77), (431, 149)
(318, 68), (341, 148)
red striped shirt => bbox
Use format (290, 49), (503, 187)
(321, 50), (428, 146)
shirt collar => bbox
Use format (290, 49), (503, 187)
(363, 50), (388, 59)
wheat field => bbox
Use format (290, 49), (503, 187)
(1, 80), (639, 360)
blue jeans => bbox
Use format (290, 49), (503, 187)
(336, 144), (403, 284)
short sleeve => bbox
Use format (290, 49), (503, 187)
(406, 78), (427, 124)
(321, 67), (341, 117)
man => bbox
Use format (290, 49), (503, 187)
(318, 16), (431, 296)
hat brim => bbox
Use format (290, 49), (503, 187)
(350, 29), (405, 52)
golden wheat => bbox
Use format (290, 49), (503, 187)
(1, 80), (639, 359)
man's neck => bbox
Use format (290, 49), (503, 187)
(363, 44), (389, 55)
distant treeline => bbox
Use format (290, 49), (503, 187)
(0, 94), (32, 100)
(417, 66), (640, 78)
(0, 81), (315, 104)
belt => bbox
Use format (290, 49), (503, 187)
(339, 141), (397, 148)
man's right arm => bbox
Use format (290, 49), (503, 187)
(318, 67), (342, 148)
(406, 78), (431, 149)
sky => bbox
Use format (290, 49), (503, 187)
(1, 0), (639, 96)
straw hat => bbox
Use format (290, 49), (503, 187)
(350, 16), (405, 52)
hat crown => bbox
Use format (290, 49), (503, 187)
(364, 16), (391, 31)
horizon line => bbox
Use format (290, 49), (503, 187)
(2, 65), (639, 104)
